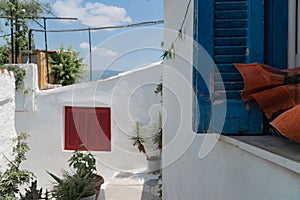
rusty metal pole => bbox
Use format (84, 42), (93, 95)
(44, 18), (50, 83)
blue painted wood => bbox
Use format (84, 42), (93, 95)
(247, 0), (264, 63)
(215, 19), (247, 28)
(210, 100), (255, 134)
(221, 100), (253, 134)
(215, 2), (247, 10)
(215, 46), (247, 55)
(214, 91), (241, 100)
(215, 10), (247, 19)
(194, 0), (264, 134)
(215, 82), (244, 90)
(216, 64), (240, 72)
(193, 0), (214, 133)
(214, 73), (243, 82)
(215, 28), (247, 37)
(264, 0), (288, 69)
(215, 55), (247, 63)
(215, 37), (247, 46)
(216, 0), (246, 2)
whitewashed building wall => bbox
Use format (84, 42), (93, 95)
(15, 62), (162, 189)
(0, 69), (17, 171)
(163, 0), (300, 199)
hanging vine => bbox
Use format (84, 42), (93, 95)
(161, 0), (192, 60)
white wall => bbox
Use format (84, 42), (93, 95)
(15, 62), (162, 189)
(0, 69), (17, 171)
(163, 0), (300, 199)
(12, 64), (39, 112)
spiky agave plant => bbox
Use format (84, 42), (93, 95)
(129, 122), (149, 159)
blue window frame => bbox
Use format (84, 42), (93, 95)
(193, 0), (288, 134)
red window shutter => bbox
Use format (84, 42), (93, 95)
(96, 108), (111, 151)
(65, 107), (77, 150)
(64, 106), (111, 151)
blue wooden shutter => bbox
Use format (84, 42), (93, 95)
(264, 0), (288, 69)
(193, 0), (264, 134)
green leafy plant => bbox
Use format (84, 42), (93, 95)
(49, 44), (86, 86)
(68, 149), (96, 176)
(19, 180), (49, 200)
(48, 149), (103, 199)
(0, 45), (9, 65)
(129, 122), (149, 159)
(48, 170), (97, 200)
(161, 0), (191, 60)
(0, 133), (34, 198)
(0, 0), (51, 55)
(0, 64), (25, 90)
(161, 43), (175, 60)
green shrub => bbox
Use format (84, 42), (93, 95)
(49, 45), (86, 86)
(0, 133), (34, 199)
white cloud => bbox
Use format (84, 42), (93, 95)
(80, 42), (118, 57)
(54, 0), (132, 27)
(79, 42), (90, 49)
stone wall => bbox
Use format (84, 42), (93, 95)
(0, 69), (17, 170)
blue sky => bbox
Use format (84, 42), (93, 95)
(1, 0), (164, 74)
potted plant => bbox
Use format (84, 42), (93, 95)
(129, 122), (161, 172)
(68, 149), (104, 199)
(48, 170), (97, 200)
(48, 148), (104, 200)
(129, 122), (149, 159)
(20, 180), (49, 200)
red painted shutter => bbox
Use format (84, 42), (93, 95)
(96, 108), (111, 151)
(65, 107), (79, 150)
(65, 106), (111, 151)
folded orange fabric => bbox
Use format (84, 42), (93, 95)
(250, 86), (296, 119)
(271, 105), (300, 142)
(235, 62), (285, 101)
(234, 62), (300, 143)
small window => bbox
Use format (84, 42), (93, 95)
(64, 106), (111, 151)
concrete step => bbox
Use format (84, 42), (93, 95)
(99, 171), (160, 200)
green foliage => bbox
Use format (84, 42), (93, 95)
(0, 0), (50, 52)
(48, 150), (98, 199)
(0, 64), (25, 90)
(161, 43), (175, 60)
(129, 122), (149, 159)
(48, 171), (97, 200)
(68, 149), (96, 176)
(0, 45), (9, 65)
(0, 133), (34, 199)
(19, 180), (49, 200)
(49, 45), (86, 86)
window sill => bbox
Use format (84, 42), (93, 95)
(220, 135), (300, 174)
